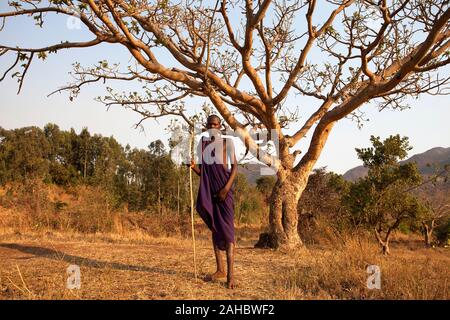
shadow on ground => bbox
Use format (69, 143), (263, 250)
(0, 243), (193, 278)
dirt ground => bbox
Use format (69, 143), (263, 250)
(0, 233), (298, 300)
(0, 232), (448, 300)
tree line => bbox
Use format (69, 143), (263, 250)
(0, 123), (190, 214)
(1, 125), (448, 251)
(0, 123), (267, 223)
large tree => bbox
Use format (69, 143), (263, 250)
(1, 0), (449, 248)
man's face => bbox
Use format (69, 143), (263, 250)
(206, 117), (221, 130)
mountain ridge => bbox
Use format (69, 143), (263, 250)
(343, 146), (450, 181)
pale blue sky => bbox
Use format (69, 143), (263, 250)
(0, 2), (449, 174)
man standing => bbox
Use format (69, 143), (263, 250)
(188, 115), (238, 289)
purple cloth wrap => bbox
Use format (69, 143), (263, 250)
(195, 136), (235, 250)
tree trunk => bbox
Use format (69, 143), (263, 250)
(255, 169), (309, 249)
(381, 242), (390, 255)
(253, 121), (336, 250)
(422, 221), (435, 247)
(375, 227), (392, 255)
(251, 118), (336, 249)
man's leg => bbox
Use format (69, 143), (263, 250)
(205, 234), (226, 281)
(226, 242), (236, 289)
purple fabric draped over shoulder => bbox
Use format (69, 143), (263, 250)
(195, 136), (235, 251)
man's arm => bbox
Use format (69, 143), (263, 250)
(189, 160), (201, 176)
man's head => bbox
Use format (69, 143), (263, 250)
(206, 115), (222, 130)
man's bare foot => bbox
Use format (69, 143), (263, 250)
(204, 271), (226, 281)
(227, 276), (237, 289)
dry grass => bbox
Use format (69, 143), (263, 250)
(0, 228), (448, 300)
(0, 183), (448, 300)
(279, 235), (449, 299)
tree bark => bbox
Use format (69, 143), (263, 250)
(422, 221), (435, 247)
(381, 242), (390, 255)
(254, 121), (336, 250)
(255, 168), (309, 249)
(375, 227), (392, 255)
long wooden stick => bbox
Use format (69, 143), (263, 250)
(189, 124), (197, 281)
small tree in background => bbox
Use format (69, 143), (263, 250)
(297, 167), (350, 243)
(418, 185), (450, 246)
(343, 135), (425, 254)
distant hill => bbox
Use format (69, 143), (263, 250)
(237, 162), (277, 184)
(343, 147), (450, 181)
(236, 147), (450, 184)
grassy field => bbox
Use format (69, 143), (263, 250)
(0, 228), (448, 300)
(0, 184), (448, 300)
